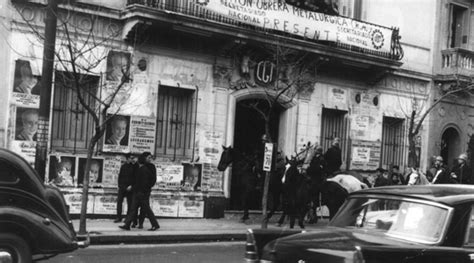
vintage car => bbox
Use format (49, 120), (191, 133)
(246, 185), (474, 263)
(0, 149), (88, 263)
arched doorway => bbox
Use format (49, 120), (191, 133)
(440, 127), (461, 167)
(229, 99), (282, 210)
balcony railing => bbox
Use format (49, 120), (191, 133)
(126, 0), (403, 61)
(440, 48), (474, 77)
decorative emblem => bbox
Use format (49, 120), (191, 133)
(255, 60), (276, 86)
(371, 29), (384, 50)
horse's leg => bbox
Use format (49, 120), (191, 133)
(240, 185), (250, 221)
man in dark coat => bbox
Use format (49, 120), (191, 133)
(432, 156), (456, 184)
(324, 137), (342, 176)
(306, 146), (326, 223)
(119, 155), (160, 231)
(451, 153), (472, 184)
(374, 168), (391, 187)
(136, 152), (157, 228)
(114, 153), (137, 223)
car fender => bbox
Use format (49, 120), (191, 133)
(0, 207), (77, 254)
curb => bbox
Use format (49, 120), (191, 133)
(89, 233), (247, 245)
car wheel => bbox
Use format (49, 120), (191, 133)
(0, 233), (32, 263)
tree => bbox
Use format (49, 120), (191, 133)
(406, 81), (474, 169)
(13, 2), (133, 235)
(233, 44), (317, 228)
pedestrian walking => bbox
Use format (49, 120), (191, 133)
(136, 151), (157, 228)
(119, 155), (160, 231)
(450, 153), (472, 184)
(324, 137), (342, 176)
(431, 156), (456, 184)
(114, 153), (137, 223)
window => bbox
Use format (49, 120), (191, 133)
(155, 85), (196, 159)
(449, 4), (469, 48)
(51, 72), (99, 152)
(380, 117), (405, 169)
(338, 0), (362, 19)
(320, 108), (348, 164)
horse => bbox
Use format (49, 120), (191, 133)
(276, 156), (311, 229)
(218, 146), (261, 221)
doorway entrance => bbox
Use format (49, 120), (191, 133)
(229, 99), (282, 210)
(440, 127), (461, 167)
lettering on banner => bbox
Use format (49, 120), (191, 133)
(194, 0), (394, 53)
(178, 200), (204, 218)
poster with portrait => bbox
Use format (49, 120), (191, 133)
(129, 116), (156, 153)
(181, 163), (202, 191)
(15, 107), (38, 142)
(77, 157), (104, 188)
(48, 155), (77, 187)
(103, 114), (130, 153)
(11, 60), (41, 107)
(106, 50), (131, 83)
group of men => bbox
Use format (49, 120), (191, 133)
(371, 154), (473, 187)
(115, 152), (160, 231)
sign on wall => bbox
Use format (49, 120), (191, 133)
(349, 140), (381, 171)
(129, 116), (157, 153)
(194, 0), (393, 53)
(178, 200), (204, 218)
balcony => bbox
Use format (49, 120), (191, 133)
(436, 48), (474, 82)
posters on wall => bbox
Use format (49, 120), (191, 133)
(10, 140), (36, 168)
(77, 157), (104, 188)
(177, 200), (204, 218)
(103, 114), (131, 153)
(198, 130), (224, 192)
(151, 196), (179, 217)
(349, 140), (382, 171)
(102, 155), (124, 187)
(129, 116), (157, 153)
(182, 163), (202, 191)
(155, 164), (184, 190)
(48, 155), (77, 187)
(9, 60), (42, 167)
(102, 114), (157, 154)
(94, 195), (120, 215)
(63, 192), (94, 214)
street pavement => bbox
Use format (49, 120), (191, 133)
(46, 242), (244, 263)
(72, 212), (330, 245)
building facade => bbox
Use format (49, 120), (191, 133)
(1, 0), (463, 217)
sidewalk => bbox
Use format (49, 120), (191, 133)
(74, 213), (330, 245)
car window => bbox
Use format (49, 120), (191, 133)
(0, 161), (20, 184)
(464, 204), (474, 246)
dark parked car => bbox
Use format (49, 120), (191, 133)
(0, 149), (88, 263)
(246, 185), (474, 262)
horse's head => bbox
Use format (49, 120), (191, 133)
(218, 145), (234, 171)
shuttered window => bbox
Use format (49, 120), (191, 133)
(320, 108), (349, 164)
(155, 85), (196, 158)
(51, 72), (98, 152)
(380, 117), (406, 169)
